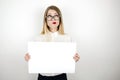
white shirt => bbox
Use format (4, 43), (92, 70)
(34, 32), (72, 42)
(32, 32), (76, 76)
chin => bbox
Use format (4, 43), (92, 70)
(50, 26), (58, 28)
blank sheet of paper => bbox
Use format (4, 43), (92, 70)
(28, 42), (76, 73)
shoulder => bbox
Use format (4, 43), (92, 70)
(62, 33), (72, 38)
(58, 33), (72, 42)
(61, 33), (76, 42)
(32, 34), (46, 41)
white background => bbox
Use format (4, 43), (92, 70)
(0, 0), (120, 80)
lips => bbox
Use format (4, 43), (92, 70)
(52, 22), (56, 24)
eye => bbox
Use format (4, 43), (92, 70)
(46, 15), (52, 18)
(54, 15), (59, 17)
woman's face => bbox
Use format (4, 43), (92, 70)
(46, 9), (60, 30)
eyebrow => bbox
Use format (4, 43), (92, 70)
(47, 13), (58, 16)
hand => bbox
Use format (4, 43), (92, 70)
(24, 53), (30, 61)
(73, 53), (80, 62)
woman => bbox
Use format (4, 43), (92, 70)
(25, 5), (80, 80)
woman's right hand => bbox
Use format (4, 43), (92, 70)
(24, 53), (30, 62)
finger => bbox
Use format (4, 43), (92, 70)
(76, 54), (80, 58)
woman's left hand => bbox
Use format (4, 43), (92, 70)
(73, 53), (80, 62)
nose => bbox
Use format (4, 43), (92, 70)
(51, 17), (55, 21)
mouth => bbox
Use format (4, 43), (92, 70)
(52, 22), (56, 24)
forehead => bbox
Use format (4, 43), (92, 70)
(47, 9), (58, 15)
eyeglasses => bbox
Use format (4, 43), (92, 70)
(46, 15), (60, 21)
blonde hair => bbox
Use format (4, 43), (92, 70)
(41, 5), (65, 35)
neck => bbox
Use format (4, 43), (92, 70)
(49, 28), (58, 33)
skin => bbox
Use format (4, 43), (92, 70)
(24, 9), (80, 62)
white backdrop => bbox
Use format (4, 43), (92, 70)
(0, 0), (120, 80)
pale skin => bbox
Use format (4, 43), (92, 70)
(24, 9), (80, 62)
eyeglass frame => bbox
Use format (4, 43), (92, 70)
(46, 15), (60, 21)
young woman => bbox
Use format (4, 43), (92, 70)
(24, 5), (80, 80)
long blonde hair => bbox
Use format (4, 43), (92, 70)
(41, 5), (65, 35)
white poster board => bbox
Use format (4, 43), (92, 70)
(28, 42), (76, 73)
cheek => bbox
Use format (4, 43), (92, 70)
(47, 21), (51, 26)
(56, 21), (60, 26)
